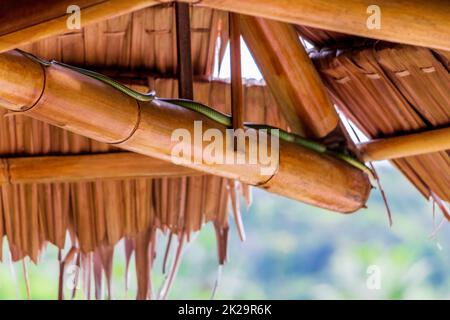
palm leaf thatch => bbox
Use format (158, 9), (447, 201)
(311, 43), (450, 202)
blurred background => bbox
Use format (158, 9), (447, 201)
(1, 163), (449, 299)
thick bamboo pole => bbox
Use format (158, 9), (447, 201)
(0, 152), (201, 185)
(0, 51), (370, 212)
(189, 0), (450, 51)
(359, 127), (450, 162)
(2, 0), (449, 53)
(0, 0), (158, 54)
(240, 16), (338, 138)
(175, 1), (194, 100)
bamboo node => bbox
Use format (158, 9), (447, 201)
(110, 99), (142, 145)
(15, 50), (48, 112)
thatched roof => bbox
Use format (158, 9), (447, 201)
(0, 5), (293, 299)
(311, 43), (450, 202)
(0, 1), (448, 299)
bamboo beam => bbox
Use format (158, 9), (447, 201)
(0, 0), (159, 54)
(359, 127), (450, 162)
(240, 16), (339, 138)
(0, 50), (370, 212)
(190, 0), (450, 51)
(0, 0), (101, 36)
(0, 152), (201, 185)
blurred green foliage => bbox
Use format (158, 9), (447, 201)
(0, 164), (449, 299)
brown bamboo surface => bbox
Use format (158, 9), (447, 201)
(0, 51), (369, 212)
(192, 0), (450, 51)
(4, 1), (450, 51)
(312, 43), (450, 201)
(0, 0), (161, 54)
(0, 0), (93, 35)
(0, 5), (233, 299)
(18, 4), (229, 77)
(0, 103), (230, 257)
(0, 2), (447, 299)
(359, 127), (450, 162)
(0, 152), (202, 184)
(0, 76), (289, 296)
(229, 12), (244, 131)
(0, 5), (313, 300)
(295, 25), (368, 49)
(241, 16), (339, 138)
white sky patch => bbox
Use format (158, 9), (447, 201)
(300, 37), (314, 50)
(214, 37), (263, 80)
(338, 109), (369, 143)
(338, 109), (390, 167)
(214, 37), (388, 167)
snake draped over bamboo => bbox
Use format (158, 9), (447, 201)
(16, 49), (372, 177)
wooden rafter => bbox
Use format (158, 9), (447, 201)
(175, 1), (194, 100)
(359, 127), (450, 162)
(241, 16), (339, 138)
(229, 12), (247, 241)
(229, 12), (244, 131)
(191, 0), (450, 51)
(2, 1), (449, 54)
(0, 0), (159, 53)
(0, 50), (371, 212)
(0, 152), (201, 184)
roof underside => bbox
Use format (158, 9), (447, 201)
(0, 5), (290, 262)
(0, 3), (448, 275)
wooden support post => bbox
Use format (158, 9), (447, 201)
(240, 16), (338, 138)
(2, 0), (449, 53)
(190, 0), (450, 51)
(229, 13), (244, 131)
(0, 152), (201, 185)
(0, 50), (370, 212)
(359, 127), (450, 161)
(175, 1), (194, 100)
(229, 12), (247, 241)
(0, 0), (159, 54)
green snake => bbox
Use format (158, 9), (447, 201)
(16, 49), (372, 177)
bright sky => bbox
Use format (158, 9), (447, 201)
(213, 37), (263, 80)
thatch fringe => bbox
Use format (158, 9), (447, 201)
(312, 43), (450, 202)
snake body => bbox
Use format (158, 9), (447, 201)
(159, 99), (327, 154)
(17, 49), (371, 176)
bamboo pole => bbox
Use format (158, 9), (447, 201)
(189, 0), (450, 51)
(240, 16), (338, 138)
(359, 127), (450, 162)
(0, 152), (201, 185)
(0, 0), (159, 54)
(0, 50), (370, 212)
(3, 0), (449, 53)
(229, 13), (244, 131)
